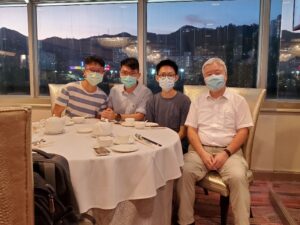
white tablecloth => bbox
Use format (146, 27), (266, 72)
(40, 119), (183, 214)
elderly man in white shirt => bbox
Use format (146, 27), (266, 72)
(176, 58), (253, 225)
(101, 57), (152, 121)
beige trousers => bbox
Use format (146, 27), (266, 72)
(176, 147), (250, 225)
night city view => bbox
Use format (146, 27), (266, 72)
(0, 0), (299, 99)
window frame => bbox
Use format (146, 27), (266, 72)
(0, 0), (300, 112)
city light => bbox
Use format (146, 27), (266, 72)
(69, 66), (83, 70)
(150, 68), (156, 75)
(104, 65), (111, 71)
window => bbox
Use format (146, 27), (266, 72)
(147, 0), (260, 93)
(0, 5), (29, 95)
(0, 0), (299, 102)
(267, 0), (282, 99)
(272, 0), (300, 99)
(37, 2), (137, 95)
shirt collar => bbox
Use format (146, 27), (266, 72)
(205, 87), (230, 100)
(122, 81), (141, 96)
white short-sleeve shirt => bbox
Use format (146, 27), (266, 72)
(185, 88), (253, 147)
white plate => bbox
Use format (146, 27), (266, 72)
(44, 129), (65, 135)
(121, 122), (134, 127)
(76, 127), (93, 133)
(146, 122), (159, 127)
(110, 144), (138, 153)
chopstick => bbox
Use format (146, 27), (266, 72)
(139, 135), (162, 147)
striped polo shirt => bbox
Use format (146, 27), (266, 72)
(55, 81), (108, 118)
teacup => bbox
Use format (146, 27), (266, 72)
(114, 135), (131, 144)
(134, 121), (146, 129)
(62, 116), (72, 124)
(72, 116), (85, 124)
(125, 118), (135, 126)
(97, 136), (113, 147)
(93, 121), (112, 136)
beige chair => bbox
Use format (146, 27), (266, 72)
(0, 106), (34, 225)
(48, 83), (65, 112)
(183, 85), (266, 225)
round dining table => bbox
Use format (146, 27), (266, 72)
(37, 118), (184, 225)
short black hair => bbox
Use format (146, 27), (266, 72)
(120, 57), (139, 71)
(156, 59), (178, 74)
(84, 55), (105, 67)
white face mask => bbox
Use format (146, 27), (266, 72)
(158, 77), (175, 92)
(204, 74), (225, 91)
(85, 72), (103, 86)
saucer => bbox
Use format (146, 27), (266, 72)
(121, 122), (134, 127)
(110, 144), (138, 153)
(146, 122), (159, 127)
(65, 121), (75, 126)
(76, 127), (93, 133)
(44, 129), (65, 135)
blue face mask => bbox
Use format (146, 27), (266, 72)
(204, 74), (225, 91)
(121, 75), (137, 88)
(86, 72), (103, 86)
(158, 77), (175, 92)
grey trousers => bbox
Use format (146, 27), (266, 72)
(176, 147), (250, 225)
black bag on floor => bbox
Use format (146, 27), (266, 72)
(34, 172), (79, 225)
(32, 149), (79, 214)
(32, 149), (96, 225)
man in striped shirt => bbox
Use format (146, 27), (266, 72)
(52, 55), (108, 118)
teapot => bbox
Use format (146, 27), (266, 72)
(45, 116), (65, 134)
(92, 121), (112, 136)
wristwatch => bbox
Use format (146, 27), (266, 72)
(115, 113), (122, 122)
(224, 148), (232, 157)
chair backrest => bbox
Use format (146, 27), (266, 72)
(48, 83), (65, 112)
(184, 85), (266, 167)
(0, 106), (34, 225)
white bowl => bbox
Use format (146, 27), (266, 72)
(97, 136), (113, 147)
(72, 117), (85, 124)
(134, 121), (146, 129)
(114, 135), (131, 144)
(125, 118), (135, 126)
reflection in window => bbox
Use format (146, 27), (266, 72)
(275, 0), (300, 99)
(0, 6), (29, 95)
(147, 0), (260, 93)
(267, 0), (282, 99)
(37, 2), (137, 95)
